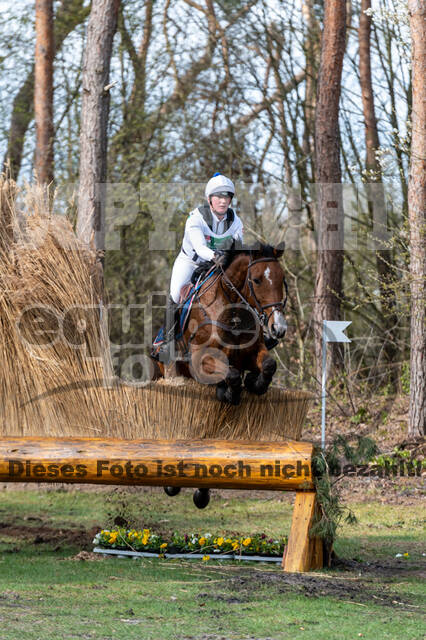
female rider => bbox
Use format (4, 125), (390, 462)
(158, 173), (244, 363)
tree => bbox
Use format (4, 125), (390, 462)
(313, 0), (346, 380)
(358, 0), (399, 385)
(407, 0), (426, 437)
(2, 0), (89, 179)
(77, 0), (120, 251)
(34, 0), (54, 185)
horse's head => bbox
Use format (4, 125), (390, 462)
(244, 243), (288, 340)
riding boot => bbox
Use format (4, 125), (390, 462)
(158, 296), (180, 364)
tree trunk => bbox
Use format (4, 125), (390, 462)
(76, 0), (120, 250)
(408, 0), (426, 437)
(301, 0), (320, 183)
(2, 0), (89, 179)
(34, 0), (54, 185)
(313, 0), (346, 381)
(359, 0), (399, 385)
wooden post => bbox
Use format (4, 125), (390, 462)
(283, 491), (323, 572)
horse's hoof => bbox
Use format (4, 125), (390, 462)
(262, 357), (277, 378)
(164, 486), (181, 497)
(216, 381), (227, 402)
(244, 371), (258, 393)
(193, 488), (210, 509)
(224, 388), (241, 405)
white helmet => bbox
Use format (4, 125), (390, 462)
(205, 173), (235, 200)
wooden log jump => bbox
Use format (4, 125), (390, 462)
(0, 437), (322, 572)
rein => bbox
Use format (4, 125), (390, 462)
(184, 254), (288, 349)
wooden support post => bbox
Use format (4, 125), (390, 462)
(283, 490), (323, 572)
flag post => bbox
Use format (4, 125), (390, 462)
(320, 320), (352, 450)
(321, 321), (327, 450)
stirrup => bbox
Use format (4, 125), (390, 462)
(157, 340), (176, 364)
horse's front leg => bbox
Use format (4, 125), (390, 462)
(244, 347), (277, 395)
(216, 366), (242, 405)
(189, 344), (242, 405)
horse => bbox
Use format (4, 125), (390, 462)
(152, 243), (288, 405)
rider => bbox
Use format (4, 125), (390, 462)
(158, 173), (244, 363)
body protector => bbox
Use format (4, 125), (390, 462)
(181, 204), (244, 264)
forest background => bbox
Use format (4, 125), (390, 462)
(0, 0), (424, 438)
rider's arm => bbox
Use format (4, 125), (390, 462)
(186, 216), (215, 261)
(233, 218), (244, 243)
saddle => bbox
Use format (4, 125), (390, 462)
(151, 268), (215, 358)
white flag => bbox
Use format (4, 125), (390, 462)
(323, 320), (351, 343)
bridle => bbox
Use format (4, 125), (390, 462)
(183, 253), (288, 349)
(244, 255), (288, 329)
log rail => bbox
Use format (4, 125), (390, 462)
(0, 437), (322, 572)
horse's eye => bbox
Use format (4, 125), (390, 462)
(253, 278), (261, 285)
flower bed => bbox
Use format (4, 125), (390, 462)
(93, 529), (287, 559)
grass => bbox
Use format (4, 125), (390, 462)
(0, 486), (424, 639)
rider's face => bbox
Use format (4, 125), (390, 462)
(210, 194), (231, 216)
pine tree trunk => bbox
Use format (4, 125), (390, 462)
(313, 0), (346, 381)
(2, 0), (89, 179)
(301, 0), (320, 182)
(408, 0), (426, 437)
(76, 0), (120, 250)
(359, 0), (399, 385)
(34, 0), (54, 185)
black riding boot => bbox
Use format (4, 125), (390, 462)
(158, 296), (180, 364)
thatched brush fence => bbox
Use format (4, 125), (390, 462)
(0, 180), (313, 441)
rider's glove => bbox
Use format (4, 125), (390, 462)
(213, 250), (226, 267)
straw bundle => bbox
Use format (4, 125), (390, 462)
(0, 179), (110, 436)
(0, 180), (313, 441)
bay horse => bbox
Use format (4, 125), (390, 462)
(152, 243), (288, 405)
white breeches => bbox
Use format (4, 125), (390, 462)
(170, 251), (198, 303)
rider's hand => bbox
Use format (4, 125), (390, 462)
(213, 250), (226, 267)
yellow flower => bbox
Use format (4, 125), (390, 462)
(202, 555), (210, 562)
(199, 537), (206, 545)
(160, 543), (167, 549)
(403, 552), (410, 558)
(232, 541), (239, 550)
(217, 537), (224, 546)
(242, 538), (252, 547)
(225, 538), (232, 544)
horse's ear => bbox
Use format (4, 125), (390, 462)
(273, 241), (285, 258)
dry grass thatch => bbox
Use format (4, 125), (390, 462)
(0, 180), (313, 442)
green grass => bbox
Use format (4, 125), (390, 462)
(0, 486), (424, 640)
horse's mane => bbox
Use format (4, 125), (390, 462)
(234, 243), (277, 257)
(225, 242), (284, 267)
